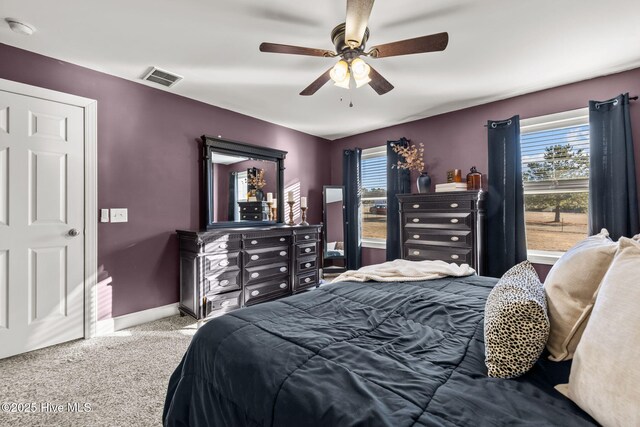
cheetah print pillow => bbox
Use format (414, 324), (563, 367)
(484, 261), (549, 378)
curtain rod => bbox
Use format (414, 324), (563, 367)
(484, 119), (512, 128)
(485, 96), (639, 127)
(594, 95), (638, 109)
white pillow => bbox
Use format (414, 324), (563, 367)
(557, 237), (640, 427)
(544, 229), (617, 361)
(327, 242), (337, 250)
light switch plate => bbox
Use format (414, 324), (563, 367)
(110, 208), (128, 223)
(100, 209), (110, 223)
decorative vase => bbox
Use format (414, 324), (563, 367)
(255, 189), (264, 202)
(417, 172), (432, 193)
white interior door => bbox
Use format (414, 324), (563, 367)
(0, 89), (85, 359)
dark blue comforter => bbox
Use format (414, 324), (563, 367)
(164, 275), (596, 426)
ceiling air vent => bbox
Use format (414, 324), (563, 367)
(141, 67), (183, 88)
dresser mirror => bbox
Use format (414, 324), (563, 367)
(202, 135), (286, 228)
(322, 185), (347, 273)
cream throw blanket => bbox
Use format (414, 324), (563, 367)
(331, 259), (475, 283)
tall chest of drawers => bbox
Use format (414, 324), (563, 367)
(177, 225), (322, 320)
(398, 191), (486, 274)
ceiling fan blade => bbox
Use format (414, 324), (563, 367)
(300, 68), (333, 96)
(368, 66), (394, 95)
(345, 0), (375, 48)
(369, 32), (449, 58)
(260, 42), (335, 57)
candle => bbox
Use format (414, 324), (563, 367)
(266, 192), (273, 202)
(272, 198), (277, 205)
(300, 197), (307, 208)
(287, 191), (294, 202)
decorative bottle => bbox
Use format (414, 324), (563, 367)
(466, 166), (482, 190)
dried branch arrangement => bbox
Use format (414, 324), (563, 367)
(248, 169), (266, 189)
(392, 142), (425, 172)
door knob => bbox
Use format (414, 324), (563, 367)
(68, 228), (80, 237)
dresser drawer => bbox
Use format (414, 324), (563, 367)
(404, 244), (473, 264)
(244, 278), (290, 306)
(240, 213), (265, 221)
(203, 269), (241, 295)
(203, 291), (241, 318)
(240, 204), (263, 213)
(294, 232), (319, 243)
(296, 256), (317, 274)
(402, 200), (475, 211)
(403, 212), (472, 230)
(244, 246), (290, 268)
(296, 242), (317, 257)
(244, 262), (289, 285)
(404, 229), (473, 248)
(203, 238), (242, 255)
(294, 271), (319, 293)
(203, 251), (241, 276)
(244, 235), (290, 248)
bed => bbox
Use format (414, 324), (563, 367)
(163, 275), (597, 426)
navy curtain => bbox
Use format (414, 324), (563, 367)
(386, 138), (411, 261)
(486, 115), (527, 278)
(588, 93), (639, 239)
(343, 149), (362, 270)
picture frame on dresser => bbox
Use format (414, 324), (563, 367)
(397, 191), (486, 274)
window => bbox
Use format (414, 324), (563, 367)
(520, 108), (590, 263)
(360, 146), (387, 248)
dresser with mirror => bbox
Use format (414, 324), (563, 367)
(177, 136), (322, 320)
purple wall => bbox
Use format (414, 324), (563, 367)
(0, 43), (331, 319)
(330, 67), (640, 268)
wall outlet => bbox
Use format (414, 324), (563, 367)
(100, 209), (110, 223)
(110, 208), (128, 223)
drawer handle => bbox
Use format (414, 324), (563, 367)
(304, 248), (312, 253)
(219, 243), (228, 249)
(251, 240), (258, 245)
(219, 260), (229, 267)
(254, 207), (258, 211)
(242, 208), (246, 211)
(451, 254), (460, 260)
(413, 234), (420, 239)
(280, 267), (287, 272)
(221, 300), (230, 307)
(412, 218), (420, 223)
(251, 290), (260, 297)
(451, 236), (459, 242)
(304, 278), (311, 283)
(412, 204), (420, 208)
(251, 255), (259, 261)
(220, 279), (230, 286)
(279, 237), (286, 242)
(450, 203), (459, 208)
(279, 283), (287, 289)
(251, 272), (259, 278)
(450, 219), (459, 224)
(305, 262), (312, 268)
(279, 251), (287, 256)
(304, 235), (310, 240)
(413, 250), (420, 256)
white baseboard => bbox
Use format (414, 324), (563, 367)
(95, 303), (179, 336)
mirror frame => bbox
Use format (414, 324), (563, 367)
(322, 185), (347, 271)
(202, 135), (287, 228)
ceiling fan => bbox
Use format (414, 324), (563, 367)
(259, 0), (449, 96)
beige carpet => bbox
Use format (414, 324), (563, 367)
(0, 315), (196, 427)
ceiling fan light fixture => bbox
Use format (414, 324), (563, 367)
(333, 71), (351, 89)
(354, 75), (371, 88)
(330, 60), (349, 84)
(350, 58), (370, 79)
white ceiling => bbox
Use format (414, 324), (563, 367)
(2, 0), (640, 140)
